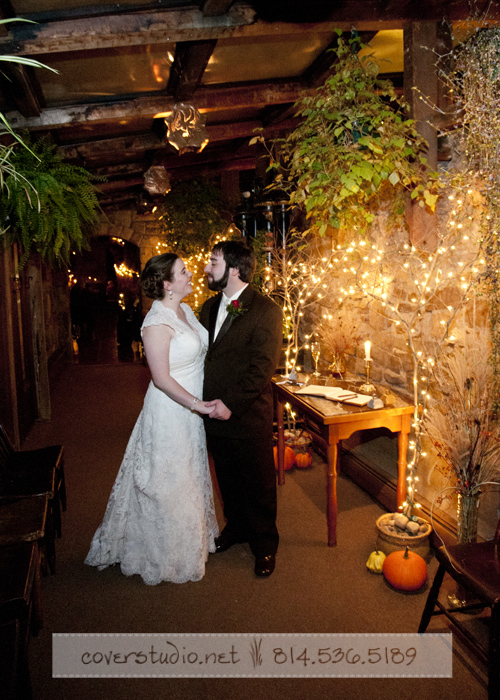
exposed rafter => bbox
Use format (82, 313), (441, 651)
(200, 0), (236, 17)
(0, 7), (255, 55)
(0, 63), (44, 117)
(0, 0), (492, 208)
(0, 1), (485, 57)
(5, 82), (304, 130)
(167, 40), (218, 100)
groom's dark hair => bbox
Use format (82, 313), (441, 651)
(213, 239), (256, 283)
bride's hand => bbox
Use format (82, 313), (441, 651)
(195, 401), (216, 415)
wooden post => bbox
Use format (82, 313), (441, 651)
(0, 241), (20, 447)
(28, 256), (51, 421)
(220, 170), (240, 213)
(403, 20), (452, 250)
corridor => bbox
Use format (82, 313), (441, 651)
(19, 356), (488, 700)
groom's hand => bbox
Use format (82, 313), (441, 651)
(206, 399), (231, 420)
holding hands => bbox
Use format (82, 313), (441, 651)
(205, 399), (232, 420)
(191, 398), (231, 419)
(192, 399), (216, 415)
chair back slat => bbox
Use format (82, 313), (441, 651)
(0, 425), (14, 468)
(494, 516), (500, 545)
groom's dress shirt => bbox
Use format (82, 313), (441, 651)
(214, 285), (248, 339)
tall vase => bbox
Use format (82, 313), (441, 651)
(447, 491), (480, 608)
(456, 491), (480, 544)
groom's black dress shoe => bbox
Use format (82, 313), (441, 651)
(214, 533), (246, 553)
(254, 554), (275, 577)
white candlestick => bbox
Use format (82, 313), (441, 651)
(365, 340), (371, 361)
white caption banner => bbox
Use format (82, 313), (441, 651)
(53, 633), (452, 678)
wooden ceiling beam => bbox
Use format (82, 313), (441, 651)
(167, 39), (218, 101)
(58, 119), (264, 160)
(0, 2), (484, 57)
(0, 63), (44, 117)
(93, 163), (146, 178)
(0, 2), (18, 38)
(160, 141), (257, 170)
(304, 30), (378, 87)
(57, 113), (300, 163)
(176, 156), (257, 178)
(98, 176), (145, 193)
(6, 82), (303, 130)
(200, 0), (236, 17)
(95, 151), (257, 194)
(0, 6), (256, 55)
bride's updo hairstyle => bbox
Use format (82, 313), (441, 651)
(140, 253), (179, 300)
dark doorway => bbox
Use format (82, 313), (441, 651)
(68, 236), (143, 364)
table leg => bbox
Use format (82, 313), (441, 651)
(397, 419), (411, 509)
(276, 396), (285, 486)
(326, 441), (338, 547)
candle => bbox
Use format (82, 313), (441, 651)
(364, 340), (371, 361)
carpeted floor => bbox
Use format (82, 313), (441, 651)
(22, 361), (488, 700)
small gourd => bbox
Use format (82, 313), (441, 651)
(366, 549), (386, 573)
(382, 546), (427, 591)
(294, 451), (312, 468)
(273, 445), (295, 471)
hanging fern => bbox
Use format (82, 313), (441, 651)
(0, 134), (104, 267)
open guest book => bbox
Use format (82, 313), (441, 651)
(294, 385), (372, 406)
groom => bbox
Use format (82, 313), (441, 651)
(200, 240), (283, 577)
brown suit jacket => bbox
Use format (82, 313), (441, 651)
(200, 285), (283, 439)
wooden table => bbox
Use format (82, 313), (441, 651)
(272, 378), (413, 547)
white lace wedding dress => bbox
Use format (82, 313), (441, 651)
(85, 300), (219, 585)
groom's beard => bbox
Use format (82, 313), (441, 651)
(206, 266), (230, 292)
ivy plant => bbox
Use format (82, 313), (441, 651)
(0, 134), (103, 268)
(254, 31), (442, 235)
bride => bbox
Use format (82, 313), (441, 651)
(85, 253), (219, 585)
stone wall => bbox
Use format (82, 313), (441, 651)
(310, 210), (499, 540)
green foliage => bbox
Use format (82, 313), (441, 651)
(262, 31), (442, 234)
(445, 26), (500, 405)
(0, 22), (58, 228)
(156, 179), (228, 255)
(0, 134), (102, 267)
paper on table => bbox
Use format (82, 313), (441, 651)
(295, 384), (372, 406)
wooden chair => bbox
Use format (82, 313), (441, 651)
(418, 518), (500, 700)
(0, 541), (43, 700)
(0, 424), (65, 538)
(0, 496), (55, 574)
(0, 619), (32, 700)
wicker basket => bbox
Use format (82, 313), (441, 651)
(375, 513), (432, 561)
(282, 429), (312, 453)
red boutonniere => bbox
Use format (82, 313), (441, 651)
(226, 299), (247, 318)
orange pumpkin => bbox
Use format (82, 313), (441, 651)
(294, 451), (312, 468)
(273, 445), (295, 471)
(382, 546), (427, 591)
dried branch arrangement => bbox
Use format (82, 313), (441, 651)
(424, 330), (500, 496)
